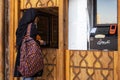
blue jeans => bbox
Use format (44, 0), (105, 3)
(23, 77), (34, 80)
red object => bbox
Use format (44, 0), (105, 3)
(109, 24), (117, 35)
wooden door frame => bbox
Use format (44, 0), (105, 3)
(9, 0), (20, 80)
(0, 0), (5, 80)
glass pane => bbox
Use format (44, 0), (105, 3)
(96, 0), (117, 24)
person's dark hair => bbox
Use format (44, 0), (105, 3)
(16, 8), (36, 48)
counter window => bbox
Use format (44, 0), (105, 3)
(36, 7), (59, 48)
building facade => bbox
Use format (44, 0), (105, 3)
(0, 0), (120, 80)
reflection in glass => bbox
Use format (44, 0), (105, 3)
(96, 0), (117, 24)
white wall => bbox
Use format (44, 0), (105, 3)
(68, 0), (88, 50)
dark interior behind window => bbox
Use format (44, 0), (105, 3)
(37, 11), (58, 48)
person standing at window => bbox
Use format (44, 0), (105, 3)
(14, 8), (45, 80)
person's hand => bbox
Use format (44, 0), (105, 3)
(36, 34), (41, 40)
(39, 40), (46, 45)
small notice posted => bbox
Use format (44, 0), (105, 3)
(90, 28), (97, 33)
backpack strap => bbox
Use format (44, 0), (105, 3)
(26, 23), (32, 36)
